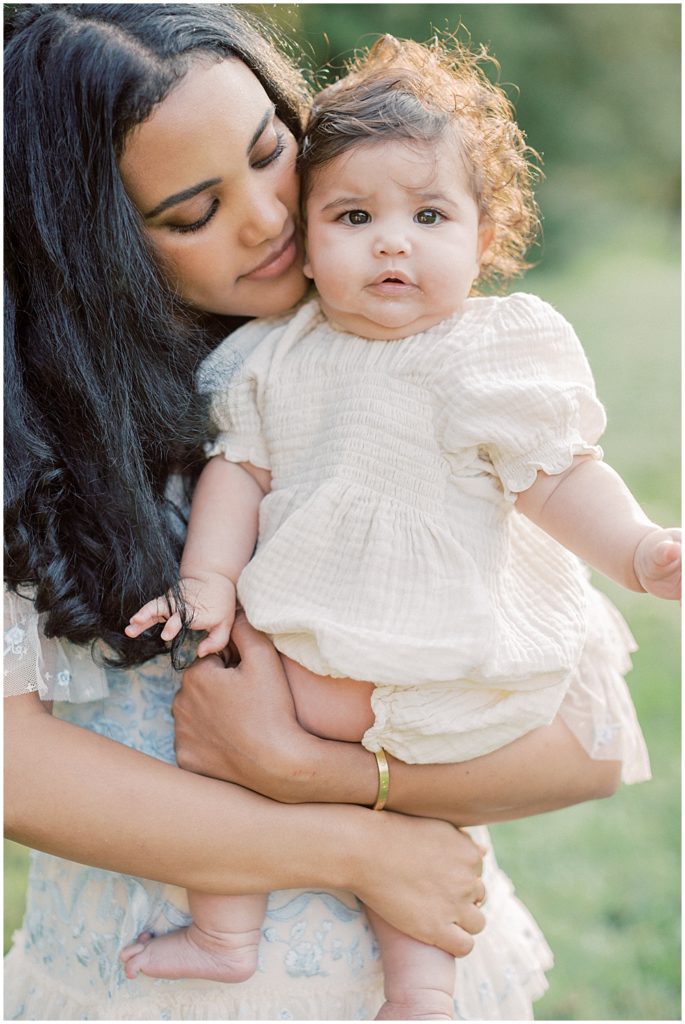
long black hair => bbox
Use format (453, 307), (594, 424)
(4, 4), (309, 666)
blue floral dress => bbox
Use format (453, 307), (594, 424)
(3, 589), (645, 1020)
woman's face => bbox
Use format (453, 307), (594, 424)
(119, 58), (307, 318)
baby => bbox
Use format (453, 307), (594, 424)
(121, 35), (680, 1020)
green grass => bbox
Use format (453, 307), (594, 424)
(4, 840), (31, 954)
(4, 210), (680, 1019)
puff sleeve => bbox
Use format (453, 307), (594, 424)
(439, 292), (606, 499)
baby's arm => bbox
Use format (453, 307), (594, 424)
(516, 455), (681, 599)
(126, 457), (268, 656)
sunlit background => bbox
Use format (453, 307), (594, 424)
(5, 4), (680, 1019)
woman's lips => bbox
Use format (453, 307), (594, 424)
(242, 234), (298, 281)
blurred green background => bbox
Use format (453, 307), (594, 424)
(5, 3), (680, 1019)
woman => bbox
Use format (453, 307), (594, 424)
(4, 5), (644, 1020)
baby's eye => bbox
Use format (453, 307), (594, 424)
(415, 208), (443, 225)
(339, 210), (371, 226)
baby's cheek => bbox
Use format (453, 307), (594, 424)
(317, 263), (356, 303)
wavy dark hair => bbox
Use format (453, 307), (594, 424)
(4, 4), (308, 666)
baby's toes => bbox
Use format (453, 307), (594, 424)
(120, 942), (145, 964)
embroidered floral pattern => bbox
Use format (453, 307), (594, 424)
(5, 622), (28, 658)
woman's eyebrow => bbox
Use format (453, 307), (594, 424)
(145, 179), (221, 220)
(247, 104), (276, 153)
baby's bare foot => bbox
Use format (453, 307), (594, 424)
(120, 922), (260, 982)
(375, 990), (455, 1020)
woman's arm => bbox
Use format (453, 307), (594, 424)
(5, 692), (485, 957)
(173, 616), (621, 828)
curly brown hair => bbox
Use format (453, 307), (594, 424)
(298, 34), (541, 289)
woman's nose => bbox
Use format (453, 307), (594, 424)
(238, 188), (289, 247)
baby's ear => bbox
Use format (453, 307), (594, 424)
(477, 218), (494, 262)
(303, 253), (315, 280)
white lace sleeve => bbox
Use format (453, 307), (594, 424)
(4, 589), (109, 703)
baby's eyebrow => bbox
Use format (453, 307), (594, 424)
(404, 188), (454, 204)
(320, 195), (368, 212)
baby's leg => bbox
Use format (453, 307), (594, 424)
(366, 908), (455, 1020)
(283, 660), (455, 1017)
(282, 655), (375, 741)
(121, 891), (266, 982)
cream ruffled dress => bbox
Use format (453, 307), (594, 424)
(201, 291), (651, 774)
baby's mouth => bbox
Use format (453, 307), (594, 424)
(371, 270), (414, 286)
(368, 271), (417, 295)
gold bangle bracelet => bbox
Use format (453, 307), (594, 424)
(372, 748), (390, 811)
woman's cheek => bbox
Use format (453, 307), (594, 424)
(161, 239), (229, 309)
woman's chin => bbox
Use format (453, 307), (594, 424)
(200, 269), (310, 321)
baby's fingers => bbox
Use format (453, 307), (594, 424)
(197, 619), (233, 658)
(161, 612), (183, 642)
(125, 596), (173, 637)
(652, 539), (681, 569)
(643, 542), (681, 601)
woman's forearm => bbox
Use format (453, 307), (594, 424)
(382, 718), (620, 825)
(4, 694), (358, 894)
(5, 691), (487, 956)
(174, 624), (621, 828)
(270, 718), (620, 827)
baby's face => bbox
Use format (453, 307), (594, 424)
(303, 134), (492, 340)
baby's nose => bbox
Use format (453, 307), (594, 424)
(373, 234), (411, 257)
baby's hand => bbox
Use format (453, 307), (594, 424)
(633, 528), (681, 601)
(126, 573), (237, 657)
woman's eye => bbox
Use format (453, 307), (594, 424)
(252, 131), (286, 170)
(169, 198), (220, 234)
(340, 210), (370, 226)
(415, 208), (443, 225)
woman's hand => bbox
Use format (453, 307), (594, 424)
(173, 617), (488, 956)
(352, 811), (486, 957)
(173, 614), (322, 800)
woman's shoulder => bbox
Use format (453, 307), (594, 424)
(197, 314), (286, 394)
